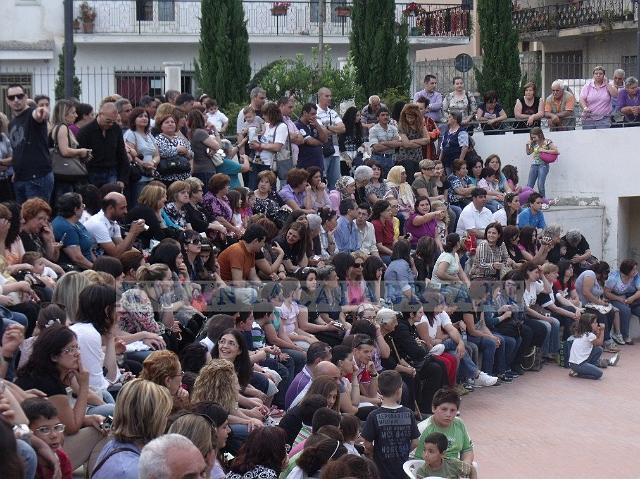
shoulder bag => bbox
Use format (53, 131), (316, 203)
(50, 125), (88, 181)
(157, 136), (191, 176)
(322, 110), (337, 157)
(271, 122), (293, 181)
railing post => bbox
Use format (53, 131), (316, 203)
(163, 61), (183, 92)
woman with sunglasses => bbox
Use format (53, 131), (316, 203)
(181, 230), (205, 281)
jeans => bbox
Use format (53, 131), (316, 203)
(87, 389), (116, 417)
(485, 199), (502, 213)
(192, 172), (214, 189)
(14, 171), (54, 205)
(443, 338), (477, 381)
(246, 162), (271, 191)
(88, 168), (118, 188)
(527, 163), (550, 198)
(569, 346), (603, 379)
(371, 153), (394, 178)
(493, 333), (518, 374)
(282, 348), (306, 375)
(466, 334), (497, 375)
(324, 154), (341, 190)
(582, 117), (611, 130)
(134, 179), (153, 205)
(610, 298), (640, 339)
(228, 423), (250, 455)
(536, 316), (561, 355)
(448, 204), (462, 233)
(17, 439), (37, 479)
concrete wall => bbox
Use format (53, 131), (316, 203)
(473, 127), (640, 265)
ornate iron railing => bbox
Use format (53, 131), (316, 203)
(512, 0), (635, 34)
(71, 1), (470, 37)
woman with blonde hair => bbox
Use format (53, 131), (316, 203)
(386, 165), (415, 224)
(50, 99), (91, 201)
(91, 379), (173, 479)
(126, 183), (175, 248)
(162, 179), (192, 230)
(168, 413), (217, 477)
(140, 350), (189, 412)
(192, 359), (263, 454)
(396, 103), (430, 180)
(51, 271), (92, 323)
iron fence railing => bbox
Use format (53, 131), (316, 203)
(512, 0), (636, 35)
(71, 0), (470, 37)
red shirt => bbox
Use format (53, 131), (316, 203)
(372, 218), (394, 250)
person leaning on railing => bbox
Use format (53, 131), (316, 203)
(544, 80), (576, 131)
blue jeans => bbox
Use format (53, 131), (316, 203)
(467, 334), (497, 375)
(371, 153), (394, 178)
(282, 348), (306, 375)
(17, 439), (37, 479)
(493, 333), (517, 374)
(134, 179), (153, 205)
(570, 346), (603, 379)
(536, 316), (561, 355)
(324, 154), (341, 190)
(193, 172), (214, 189)
(610, 298), (640, 339)
(527, 163), (549, 198)
(582, 117), (611, 129)
(443, 338), (478, 381)
(14, 171), (54, 205)
(88, 168), (118, 188)
(485, 199), (502, 213)
(228, 423), (250, 455)
(87, 389), (116, 417)
(246, 162), (271, 191)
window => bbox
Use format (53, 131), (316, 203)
(0, 74), (32, 116)
(545, 51), (583, 81)
(311, 0), (348, 23)
(116, 72), (163, 101)
(159, 0), (175, 22)
(622, 56), (637, 77)
(135, 0), (153, 21)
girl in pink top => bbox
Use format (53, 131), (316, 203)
(580, 66), (618, 129)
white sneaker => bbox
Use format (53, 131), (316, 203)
(608, 352), (621, 366)
(475, 371), (498, 387)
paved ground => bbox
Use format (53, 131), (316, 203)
(460, 344), (640, 479)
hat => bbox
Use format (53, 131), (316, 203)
(376, 308), (398, 325)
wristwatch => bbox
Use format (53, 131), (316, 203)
(13, 424), (32, 441)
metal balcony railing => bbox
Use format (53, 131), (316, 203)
(512, 0), (636, 34)
(72, 1), (470, 37)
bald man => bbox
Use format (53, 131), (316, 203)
(84, 191), (146, 257)
(289, 360), (341, 408)
(77, 102), (130, 188)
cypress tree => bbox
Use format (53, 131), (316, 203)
(350, 0), (409, 97)
(475, 0), (521, 115)
(196, 0), (250, 106)
(54, 44), (81, 100)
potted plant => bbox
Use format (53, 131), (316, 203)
(73, 18), (81, 33)
(624, 8), (634, 21)
(403, 2), (425, 17)
(79, 2), (96, 33)
(271, 2), (291, 16)
(335, 5), (352, 17)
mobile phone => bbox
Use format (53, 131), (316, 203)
(60, 232), (67, 243)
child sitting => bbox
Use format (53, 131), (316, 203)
(415, 387), (474, 465)
(340, 413), (362, 456)
(362, 370), (419, 479)
(279, 279), (318, 351)
(22, 397), (73, 479)
(569, 313), (619, 379)
(22, 251), (58, 288)
(417, 432), (476, 479)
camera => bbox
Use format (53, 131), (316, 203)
(101, 415), (113, 430)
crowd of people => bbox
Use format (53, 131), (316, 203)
(0, 70), (637, 479)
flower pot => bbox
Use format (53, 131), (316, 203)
(73, 19), (81, 33)
(271, 7), (288, 16)
(410, 26), (423, 36)
(82, 21), (94, 33)
(335, 7), (351, 17)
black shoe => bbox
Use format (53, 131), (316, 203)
(498, 374), (513, 383)
(511, 365), (525, 376)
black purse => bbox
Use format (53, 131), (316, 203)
(158, 154), (190, 176)
(322, 110), (336, 157)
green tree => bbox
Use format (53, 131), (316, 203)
(54, 44), (81, 100)
(195, 0), (250, 106)
(474, 0), (521, 115)
(350, 0), (410, 97)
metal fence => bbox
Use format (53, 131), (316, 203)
(71, 0), (470, 38)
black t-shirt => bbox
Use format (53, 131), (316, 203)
(8, 107), (51, 181)
(562, 235), (590, 260)
(15, 373), (67, 397)
(361, 405), (419, 479)
(20, 231), (46, 255)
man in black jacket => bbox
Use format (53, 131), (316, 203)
(77, 102), (129, 189)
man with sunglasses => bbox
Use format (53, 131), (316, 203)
(6, 84), (53, 205)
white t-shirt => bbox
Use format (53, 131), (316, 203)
(316, 104), (343, 156)
(259, 122), (289, 166)
(523, 280), (544, 307)
(416, 311), (453, 339)
(69, 322), (110, 391)
(205, 110), (229, 132)
(492, 208), (507, 226)
(456, 203), (493, 236)
(569, 332), (596, 364)
(84, 210), (122, 256)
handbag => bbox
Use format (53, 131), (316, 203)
(271, 123), (293, 181)
(50, 125), (88, 181)
(158, 154), (190, 176)
(322, 110), (337, 156)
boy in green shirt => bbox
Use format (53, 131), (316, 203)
(417, 432), (476, 479)
(415, 388), (474, 464)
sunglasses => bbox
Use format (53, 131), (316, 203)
(186, 239), (201, 245)
(7, 93), (25, 101)
(354, 263), (364, 268)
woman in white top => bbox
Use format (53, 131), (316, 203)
(249, 102), (289, 186)
(124, 107), (160, 201)
(431, 233), (470, 288)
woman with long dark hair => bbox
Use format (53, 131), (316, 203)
(383, 239), (416, 304)
(273, 221), (310, 273)
(227, 427), (289, 479)
(338, 106), (364, 176)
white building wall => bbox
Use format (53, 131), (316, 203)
(473, 128), (640, 265)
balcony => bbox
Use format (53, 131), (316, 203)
(72, 1), (470, 40)
(512, 0), (636, 38)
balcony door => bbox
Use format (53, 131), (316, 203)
(135, 0), (175, 22)
(310, 0), (348, 23)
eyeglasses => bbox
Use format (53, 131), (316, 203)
(34, 424), (65, 435)
(61, 345), (80, 354)
(187, 239), (201, 245)
(354, 263), (364, 268)
(422, 167), (435, 171)
(7, 93), (25, 101)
